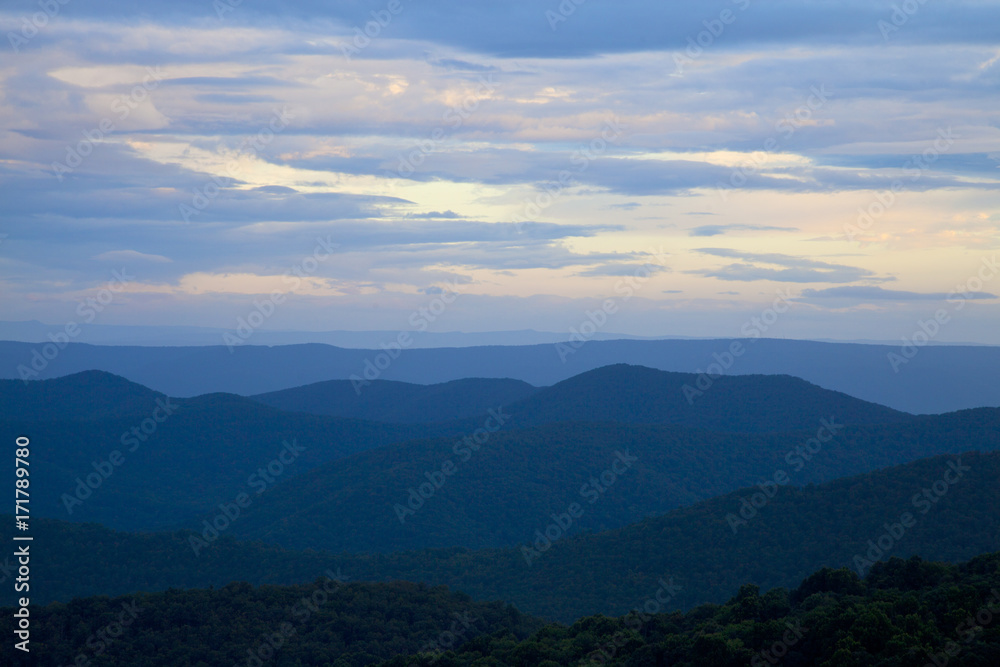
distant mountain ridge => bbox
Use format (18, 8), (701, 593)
(251, 363), (910, 430)
(3, 338), (1000, 412)
(5, 367), (993, 545)
(0, 365), (922, 537)
(0, 372), (461, 531)
(0, 370), (167, 421)
(0, 320), (667, 347)
(495, 363), (911, 432)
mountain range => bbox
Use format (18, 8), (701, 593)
(4, 347), (1000, 664)
(5, 337), (1000, 413)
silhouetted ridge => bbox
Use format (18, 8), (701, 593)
(0, 370), (166, 420)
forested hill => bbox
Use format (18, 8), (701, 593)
(0, 370), (167, 421)
(5, 450), (1000, 622)
(3, 579), (542, 667)
(492, 363), (912, 432)
(213, 407), (1000, 554)
(0, 374), (457, 532)
(251, 363), (912, 431)
(5, 551), (1000, 666)
(252, 376), (538, 423)
(379, 552), (1000, 667)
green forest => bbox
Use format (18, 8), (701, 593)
(382, 553), (1000, 666)
(6, 553), (1000, 666)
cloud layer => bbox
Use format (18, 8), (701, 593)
(1, 1), (998, 343)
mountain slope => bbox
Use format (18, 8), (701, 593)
(7, 450), (1000, 623)
(217, 407), (1000, 553)
(497, 363), (911, 432)
(0, 370), (167, 421)
(0, 365), (915, 535)
(252, 364), (912, 432)
(252, 376), (538, 423)
(0, 374), (461, 531)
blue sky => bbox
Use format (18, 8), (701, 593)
(1, 0), (999, 342)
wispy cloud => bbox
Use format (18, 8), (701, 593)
(801, 286), (997, 301)
(689, 224), (798, 237)
(689, 249), (886, 284)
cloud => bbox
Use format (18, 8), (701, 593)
(689, 248), (886, 284)
(1, 2), (999, 342)
(252, 185), (299, 194)
(428, 58), (499, 73)
(92, 250), (172, 263)
(800, 286), (998, 301)
(575, 262), (670, 277)
(404, 210), (464, 219)
(689, 224), (798, 237)
(21, 1), (1000, 57)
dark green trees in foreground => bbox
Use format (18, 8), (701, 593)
(6, 553), (1000, 666)
(6, 579), (541, 667)
(380, 553), (1000, 667)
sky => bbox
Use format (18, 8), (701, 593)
(1, 0), (999, 343)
